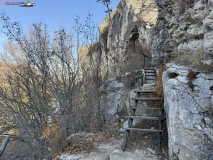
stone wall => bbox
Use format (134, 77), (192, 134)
(162, 63), (213, 160)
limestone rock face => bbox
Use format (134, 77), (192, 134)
(80, 0), (213, 79)
(99, 70), (145, 131)
(100, 77), (126, 116)
(162, 63), (213, 160)
(99, 77), (127, 132)
(96, 0), (213, 78)
(99, 0), (158, 79)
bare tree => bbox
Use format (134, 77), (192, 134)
(0, 11), (84, 159)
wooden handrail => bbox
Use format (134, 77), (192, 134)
(142, 53), (152, 69)
(0, 136), (10, 157)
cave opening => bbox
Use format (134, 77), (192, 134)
(129, 26), (139, 51)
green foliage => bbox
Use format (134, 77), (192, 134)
(147, 135), (156, 150)
(116, 75), (122, 83)
(103, 70), (109, 82)
(147, 140), (155, 149)
(41, 121), (62, 139)
(100, 21), (110, 49)
(57, 148), (64, 154)
(103, 82), (109, 99)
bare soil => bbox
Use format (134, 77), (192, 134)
(124, 119), (169, 160)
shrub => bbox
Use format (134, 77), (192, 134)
(187, 69), (195, 91)
(116, 75), (122, 83)
(194, 61), (213, 73)
(150, 65), (166, 98)
(148, 65), (166, 109)
(103, 82), (109, 99)
(68, 137), (95, 154)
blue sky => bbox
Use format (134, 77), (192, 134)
(0, 0), (120, 52)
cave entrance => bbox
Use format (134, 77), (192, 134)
(123, 26), (144, 73)
(129, 26), (139, 51)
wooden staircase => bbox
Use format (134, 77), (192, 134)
(144, 68), (156, 84)
(123, 68), (166, 155)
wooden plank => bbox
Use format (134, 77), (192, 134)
(145, 70), (155, 73)
(126, 128), (163, 132)
(132, 107), (163, 110)
(0, 136), (10, 157)
(134, 90), (157, 93)
(146, 81), (155, 84)
(125, 116), (163, 120)
(131, 98), (163, 101)
(145, 73), (156, 76)
(146, 77), (156, 80)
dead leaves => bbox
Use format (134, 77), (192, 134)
(41, 121), (62, 139)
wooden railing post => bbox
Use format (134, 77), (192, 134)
(0, 136), (10, 157)
(143, 55), (146, 69)
(142, 52), (152, 69)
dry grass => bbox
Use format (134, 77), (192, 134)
(170, 49), (213, 73)
(187, 69), (195, 91)
(150, 65), (166, 98)
(51, 132), (120, 159)
(194, 61), (213, 73)
(147, 65), (166, 108)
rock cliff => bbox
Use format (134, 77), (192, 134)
(79, 0), (213, 159)
(94, 0), (213, 79)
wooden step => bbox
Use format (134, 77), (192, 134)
(145, 73), (156, 76)
(146, 81), (155, 84)
(134, 90), (157, 93)
(125, 116), (165, 120)
(132, 107), (164, 110)
(145, 70), (155, 73)
(146, 77), (156, 80)
(144, 68), (155, 70)
(126, 128), (163, 132)
(131, 98), (163, 101)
